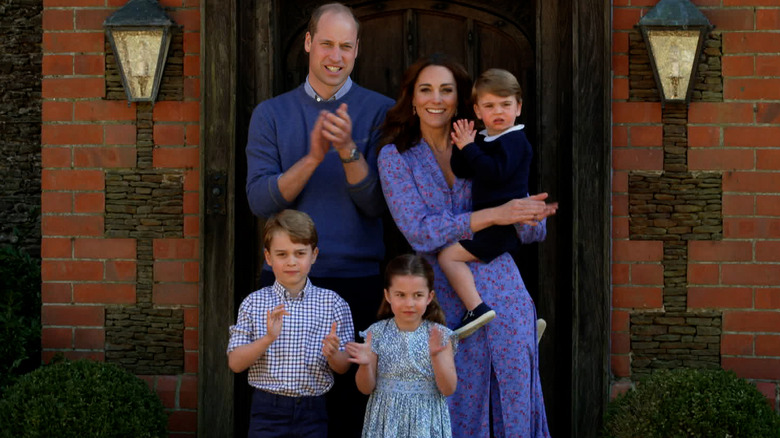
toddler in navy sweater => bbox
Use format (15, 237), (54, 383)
(441, 69), (544, 340)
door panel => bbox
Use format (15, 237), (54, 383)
(416, 12), (468, 62)
(282, 4), (534, 110)
(352, 12), (406, 98)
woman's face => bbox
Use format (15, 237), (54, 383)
(412, 65), (458, 132)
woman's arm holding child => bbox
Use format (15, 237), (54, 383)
(322, 322), (351, 374)
(429, 326), (457, 396)
(346, 332), (377, 395)
(228, 304), (288, 373)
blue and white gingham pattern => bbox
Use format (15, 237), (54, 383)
(227, 279), (354, 397)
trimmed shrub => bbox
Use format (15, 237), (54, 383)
(0, 359), (168, 438)
(603, 368), (780, 438)
(0, 241), (41, 395)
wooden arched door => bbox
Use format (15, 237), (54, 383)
(276, 0), (543, 309)
(282, 2), (536, 132)
(236, 1), (551, 435)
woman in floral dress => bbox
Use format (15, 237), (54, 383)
(377, 53), (556, 438)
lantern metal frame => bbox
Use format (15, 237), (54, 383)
(103, 0), (175, 103)
(636, 0), (713, 104)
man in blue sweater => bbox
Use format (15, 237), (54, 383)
(245, 3), (394, 437)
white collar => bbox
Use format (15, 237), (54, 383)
(479, 124), (525, 142)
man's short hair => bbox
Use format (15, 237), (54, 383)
(307, 2), (360, 38)
(263, 209), (319, 250)
(472, 68), (523, 103)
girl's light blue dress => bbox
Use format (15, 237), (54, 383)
(360, 318), (455, 438)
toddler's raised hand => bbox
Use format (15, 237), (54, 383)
(429, 326), (447, 357)
(321, 322), (341, 359)
(266, 304), (288, 340)
(450, 119), (476, 150)
(346, 332), (375, 365)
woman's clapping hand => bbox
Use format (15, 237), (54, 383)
(492, 193), (558, 226)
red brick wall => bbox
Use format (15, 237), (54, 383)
(41, 0), (200, 435)
(612, 0), (780, 411)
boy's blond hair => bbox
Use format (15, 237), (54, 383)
(472, 68), (522, 103)
(263, 209), (318, 250)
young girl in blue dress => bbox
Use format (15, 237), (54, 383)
(346, 254), (457, 438)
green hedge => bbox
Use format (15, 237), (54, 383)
(0, 359), (168, 438)
(0, 242), (41, 395)
(603, 368), (780, 438)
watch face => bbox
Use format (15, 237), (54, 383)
(342, 148), (359, 162)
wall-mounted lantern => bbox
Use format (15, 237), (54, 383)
(636, 0), (713, 104)
(103, 0), (175, 103)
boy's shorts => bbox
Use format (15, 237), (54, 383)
(460, 224), (521, 263)
(248, 388), (328, 438)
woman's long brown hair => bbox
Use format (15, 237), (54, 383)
(378, 53), (474, 153)
(377, 254), (447, 325)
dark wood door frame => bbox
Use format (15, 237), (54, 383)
(201, 1), (611, 436)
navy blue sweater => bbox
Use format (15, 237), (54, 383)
(246, 84), (394, 277)
(451, 126), (533, 211)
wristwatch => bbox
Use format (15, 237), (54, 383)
(340, 148), (360, 163)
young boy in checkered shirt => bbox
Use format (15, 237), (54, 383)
(227, 209), (354, 438)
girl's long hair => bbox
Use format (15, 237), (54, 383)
(378, 53), (474, 153)
(377, 254), (447, 325)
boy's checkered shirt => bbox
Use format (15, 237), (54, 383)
(227, 279), (354, 397)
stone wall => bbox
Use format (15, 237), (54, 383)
(623, 29), (726, 378)
(102, 54), (186, 374)
(0, 0), (43, 255)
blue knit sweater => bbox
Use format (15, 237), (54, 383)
(451, 126), (533, 211)
(246, 84), (394, 277)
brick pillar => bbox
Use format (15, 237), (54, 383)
(612, 1), (780, 411)
(41, 2), (202, 435)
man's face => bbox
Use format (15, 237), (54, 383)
(304, 11), (359, 100)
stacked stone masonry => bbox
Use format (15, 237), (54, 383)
(102, 65), (186, 374)
(630, 311), (721, 377)
(0, 1), (42, 255)
(627, 77), (724, 376)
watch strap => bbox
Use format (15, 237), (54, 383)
(340, 148), (360, 163)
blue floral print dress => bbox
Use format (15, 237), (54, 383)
(360, 318), (456, 438)
(378, 141), (551, 438)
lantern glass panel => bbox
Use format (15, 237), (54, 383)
(646, 29), (700, 101)
(112, 29), (165, 100)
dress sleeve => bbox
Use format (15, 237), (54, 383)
(378, 145), (472, 253)
(515, 218), (548, 243)
(359, 320), (385, 355)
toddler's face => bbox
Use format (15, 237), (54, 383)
(474, 92), (522, 136)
